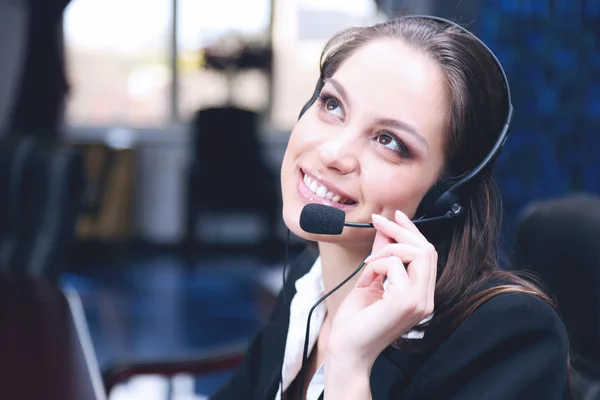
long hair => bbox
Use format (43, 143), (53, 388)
(317, 15), (562, 360)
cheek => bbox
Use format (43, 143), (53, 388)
(284, 120), (315, 157)
(362, 169), (431, 218)
(281, 129), (303, 171)
(281, 122), (314, 189)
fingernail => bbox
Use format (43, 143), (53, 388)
(372, 214), (386, 222)
(396, 209), (407, 219)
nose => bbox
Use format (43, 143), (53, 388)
(317, 132), (360, 175)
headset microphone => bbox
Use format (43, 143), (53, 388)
(299, 203), (464, 235)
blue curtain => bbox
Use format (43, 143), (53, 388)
(476, 0), (600, 238)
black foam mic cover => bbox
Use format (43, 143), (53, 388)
(300, 204), (345, 235)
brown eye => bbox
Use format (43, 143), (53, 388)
(317, 93), (344, 118)
(374, 131), (411, 159)
(377, 133), (393, 145)
(326, 99), (340, 111)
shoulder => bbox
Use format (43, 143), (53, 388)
(430, 288), (569, 369)
(401, 291), (569, 398)
(463, 289), (567, 340)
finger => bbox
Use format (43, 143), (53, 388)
(366, 256), (410, 289)
(371, 214), (424, 246)
(355, 262), (380, 288)
(426, 248), (438, 311)
(369, 273), (385, 290)
(417, 252), (437, 319)
(405, 245), (436, 298)
(365, 243), (420, 264)
(394, 209), (427, 238)
(372, 225), (394, 254)
(355, 262), (389, 289)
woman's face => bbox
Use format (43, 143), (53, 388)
(281, 39), (449, 247)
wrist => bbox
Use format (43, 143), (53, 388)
(325, 337), (378, 371)
(324, 352), (372, 399)
(325, 348), (373, 377)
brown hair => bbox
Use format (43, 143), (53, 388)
(316, 14), (567, 372)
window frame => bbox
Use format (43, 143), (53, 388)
(64, 0), (279, 142)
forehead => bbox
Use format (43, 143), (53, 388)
(330, 39), (449, 148)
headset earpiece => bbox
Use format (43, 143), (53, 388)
(416, 118), (511, 220)
(415, 181), (463, 220)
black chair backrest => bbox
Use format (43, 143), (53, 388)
(513, 193), (600, 398)
(192, 106), (263, 176)
(0, 137), (85, 280)
(0, 137), (37, 271)
(189, 106), (277, 209)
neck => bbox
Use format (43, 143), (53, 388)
(317, 241), (371, 318)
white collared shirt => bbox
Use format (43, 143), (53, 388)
(274, 256), (432, 400)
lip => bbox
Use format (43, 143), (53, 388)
(296, 168), (359, 211)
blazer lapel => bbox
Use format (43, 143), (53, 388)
(254, 250), (317, 399)
(255, 321), (289, 400)
(370, 347), (416, 398)
(315, 347), (420, 400)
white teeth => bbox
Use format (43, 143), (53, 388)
(316, 185), (327, 198)
(303, 173), (354, 205)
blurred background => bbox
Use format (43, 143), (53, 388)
(0, 0), (598, 399)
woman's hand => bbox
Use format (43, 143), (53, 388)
(326, 209), (438, 368)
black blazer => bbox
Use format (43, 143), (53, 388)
(212, 249), (569, 399)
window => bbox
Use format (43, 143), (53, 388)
(177, 0), (272, 122)
(64, 0), (381, 133)
(270, 0), (383, 132)
(64, 0), (172, 127)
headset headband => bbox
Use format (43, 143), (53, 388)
(405, 16), (513, 219)
(409, 15), (513, 189)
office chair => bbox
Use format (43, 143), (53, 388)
(0, 136), (85, 281)
(184, 106), (280, 258)
(512, 193), (600, 400)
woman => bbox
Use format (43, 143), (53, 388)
(212, 16), (569, 399)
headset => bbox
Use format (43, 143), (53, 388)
(297, 15), (513, 222)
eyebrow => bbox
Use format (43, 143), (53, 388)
(325, 78), (351, 109)
(325, 77), (428, 150)
(373, 117), (428, 150)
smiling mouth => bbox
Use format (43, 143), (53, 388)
(302, 172), (358, 205)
